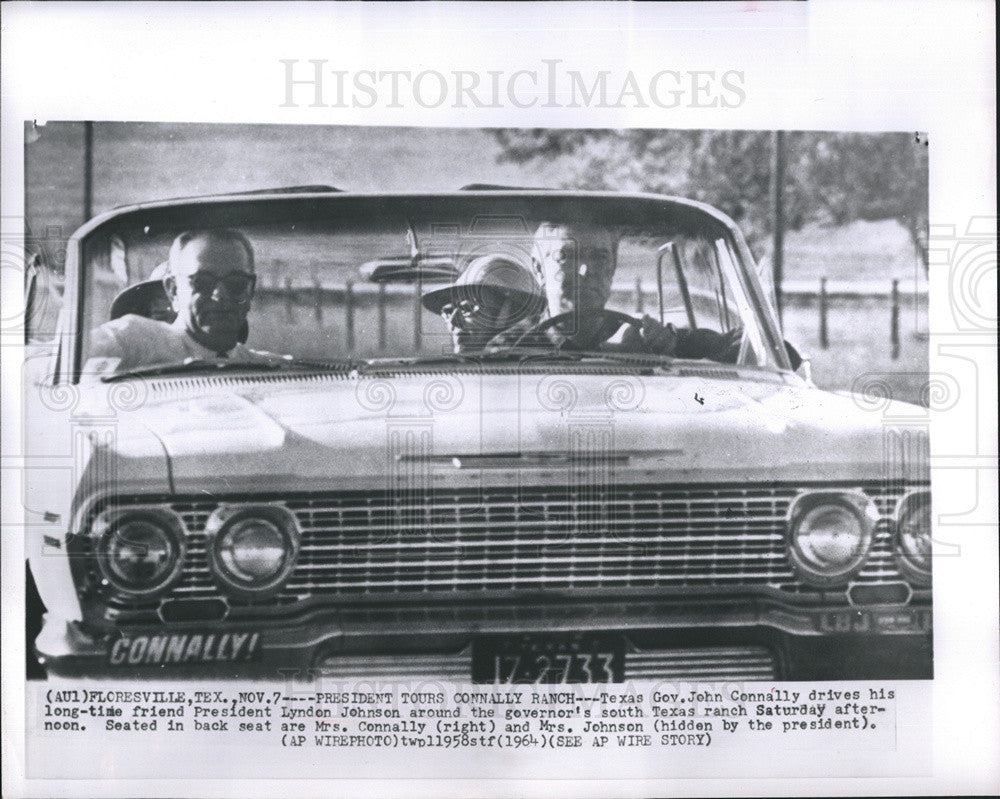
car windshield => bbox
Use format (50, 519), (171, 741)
(77, 195), (784, 377)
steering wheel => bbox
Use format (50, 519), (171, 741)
(510, 310), (642, 350)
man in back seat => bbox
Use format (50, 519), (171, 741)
(88, 228), (262, 374)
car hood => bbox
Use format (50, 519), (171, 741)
(111, 368), (924, 494)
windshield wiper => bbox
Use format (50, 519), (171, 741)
(573, 350), (676, 368)
(328, 349), (684, 376)
(483, 346), (678, 368)
(360, 348), (591, 369)
(355, 352), (506, 373)
(101, 356), (355, 382)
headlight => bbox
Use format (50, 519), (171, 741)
(787, 492), (877, 585)
(206, 505), (299, 597)
(92, 510), (186, 597)
(896, 491), (932, 584)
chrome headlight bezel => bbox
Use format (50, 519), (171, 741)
(205, 504), (300, 599)
(894, 490), (932, 586)
(786, 491), (878, 586)
(89, 507), (187, 598)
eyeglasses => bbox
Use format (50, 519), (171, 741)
(439, 289), (512, 324)
(186, 271), (256, 303)
(439, 299), (482, 329)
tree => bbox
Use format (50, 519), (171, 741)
(797, 132), (929, 268)
(491, 129), (928, 265)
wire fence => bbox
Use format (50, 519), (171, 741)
(251, 276), (927, 361)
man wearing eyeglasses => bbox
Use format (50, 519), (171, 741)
(89, 229), (263, 373)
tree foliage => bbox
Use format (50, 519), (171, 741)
(491, 129), (928, 262)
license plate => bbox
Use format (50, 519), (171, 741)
(472, 633), (625, 684)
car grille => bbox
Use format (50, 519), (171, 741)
(87, 482), (921, 619)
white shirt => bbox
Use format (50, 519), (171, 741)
(86, 315), (263, 375)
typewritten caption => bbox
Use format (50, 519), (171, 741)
(37, 684), (896, 751)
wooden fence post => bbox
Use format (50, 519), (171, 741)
(891, 278), (900, 359)
(284, 277), (295, 323)
(345, 280), (355, 353)
(819, 277), (828, 350)
(83, 121), (94, 222)
(377, 283), (387, 351)
(312, 273), (323, 326)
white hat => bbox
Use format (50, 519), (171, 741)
(421, 254), (543, 318)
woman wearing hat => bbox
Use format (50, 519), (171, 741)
(422, 254), (544, 354)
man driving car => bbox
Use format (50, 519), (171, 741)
(508, 220), (743, 361)
(527, 221), (618, 350)
(88, 229), (263, 373)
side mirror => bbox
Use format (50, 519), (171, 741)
(783, 339), (814, 386)
(783, 339), (803, 371)
(23, 250), (64, 346)
(797, 357), (815, 387)
(24, 253), (40, 345)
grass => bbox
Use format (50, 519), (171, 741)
(779, 219), (922, 282)
(780, 294), (929, 406)
(26, 123), (540, 241)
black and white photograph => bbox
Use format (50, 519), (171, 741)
(2, 2), (996, 797)
(23, 123), (933, 683)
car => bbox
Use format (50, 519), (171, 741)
(24, 186), (932, 682)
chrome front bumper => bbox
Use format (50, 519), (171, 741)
(36, 594), (931, 681)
